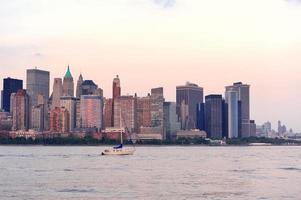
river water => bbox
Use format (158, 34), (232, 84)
(0, 146), (300, 200)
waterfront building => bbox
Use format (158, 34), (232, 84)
(225, 88), (238, 138)
(31, 95), (47, 131)
(196, 103), (205, 131)
(11, 89), (30, 131)
(112, 75), (121, 127)
(150, 87), (164, 127)
(75, 98), (81, 128)
(51, 78), (63, 109)
(26, 68), (50, 107)
(250, 120), (256, 137)
(175, 129), (207, 140)
(80, 80), (98, 95)
(176, 82), (203, 130)
(62, 65), (74, 97)
(103, 98), (113, 128)
(163, 102), (181, 140)
(137, 95), (152, 131)
(205, 95), (223, 139)
(114, 95), (137, 133)
(226, 82), (250, 137)
(76, 74), (83, 98)
(1, 77), (23, 112)
(49, 107), (69, 133)
(60, 96), (76, 132)
(80, 95), (103, 131)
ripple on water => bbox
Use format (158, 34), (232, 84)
(57, 188), (97, 193)
(279, 167), (301, 172)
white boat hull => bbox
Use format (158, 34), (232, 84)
(101, 148), (135, 156)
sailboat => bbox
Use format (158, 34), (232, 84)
(101, 112), (136, 156)
(101, 131), (135, 156)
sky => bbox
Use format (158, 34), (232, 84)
(0, 0), (301, 131)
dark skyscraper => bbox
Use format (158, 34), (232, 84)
(176, 82), (203, 130)
(205, 95), (223, 139)
(196, 103), (205, 131)
(1, 77), (23, 112)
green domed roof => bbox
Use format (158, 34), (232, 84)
(64, 65), (73, 78)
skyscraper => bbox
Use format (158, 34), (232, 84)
(26, 68), (50, 107)
(31, 95), (47, 131)
(137, 95), (151, 131)
(163, 102), (181, 140)
(176, 82), (203, 130)
(205, 95), (223, 139)
(80, 80), (98, 95)
(51, 78), (63, 109)
(103, 98), (113, 128)
(114, 95), (137, 133)
(76, 73), (83, 98)
(112, 75), (121, 99)
(60, 96), (76, 132)
(80, 95), (103, 131)
(11, 89), (30, 131)
(226, 82), (250, 137)
(63, 65), (74, 97)
(150, 87), (164, 128)
(225, 89), (238, 138)
(1, 77), (23, 112)
(50, 107), (69, 133)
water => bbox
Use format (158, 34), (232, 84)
(0, 146), (301, 200)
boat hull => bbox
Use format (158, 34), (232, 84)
(101, 149), (135, 156)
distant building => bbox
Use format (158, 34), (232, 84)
(51, 78), (63, 109)
(1, 77), (23, 112)
(112, 75), (121, 127)
(62, 65), (74, 97)
(175, 129), (207, 140)
(163, 102), (181, 140)
(11, 90), (30, 131)
(225, 82), (250, 137)
(196, 103), (205, 131)
(80, 80), (98, 95)
(114, 95), (137, 133)
(80, 95), (103, 131)
(205, 95), (223, 139)
(250, 120), (256, 137)
(31, 95), (47, 131)
(225, 88), (238, 138)
(138, 127), (163, 141)
(26, 68), (50, 107)
(60, 96), (76, 132)
(76, 74), (83, 98)
(150, 87), (164, 127)
(103, 98), (113, 128)
(75, 98), (81, 128)
(50, 107), (69, 133)
(176, 82), (203, 130)
(137, 95), (151, 131)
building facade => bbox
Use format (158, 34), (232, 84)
(11, 90), (30, 131)
(76, 74), (83, 98)
(1, 77), (23, 112)
(50, 107), (69, 133)
(205, 95), (223, 139)
(163, 102), (181, 140)
(26, 68), (50, 107)
(51, 78), (63, 109)
(60, 96), (76, 132)
(176, 82), (203, 130)
(225, 89), (238, 138)
(62, 66), (74, 97)
(80, 95), (103, 131)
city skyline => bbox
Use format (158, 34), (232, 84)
(1, 0), (301, 131)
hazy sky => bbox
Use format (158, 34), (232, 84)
(0, 0), (301, 131)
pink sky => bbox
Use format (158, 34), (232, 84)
(0, 0), (301, 131)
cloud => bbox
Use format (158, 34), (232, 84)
(153, 0), (176, 8)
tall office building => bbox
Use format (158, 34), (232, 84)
(196, 103), (205, 131)
(163, 102), (181, 140)
(226, 82), (250, 137)
(63, 65), (74, 97)
(205, 95), (223, 139)
(31, 95), (47, 131)
(76, 74), (83, 98)
(103, 98), (113, 128)
(112, 75), (121, 127)
(114, 95), (137, 133)
(51, 78), (63, 109)
(225, 89), (238, 138)
(150, 87), (164, 127)
(60, 96), (76, 132)
(75, 98), (81, 128)
(176, 82), (203, 130)
(112, 75), (121, 99)
(80, 95), (103, 131)
(137, 95), (151, 131)
(80, 80), (98, 95)
(1, 77), (23, 112)
(26, 68), (50, 107)
(50, 107), (69, 133)
(11, 89), (30, 131)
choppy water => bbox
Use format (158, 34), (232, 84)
(0, 146), (301, 200)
